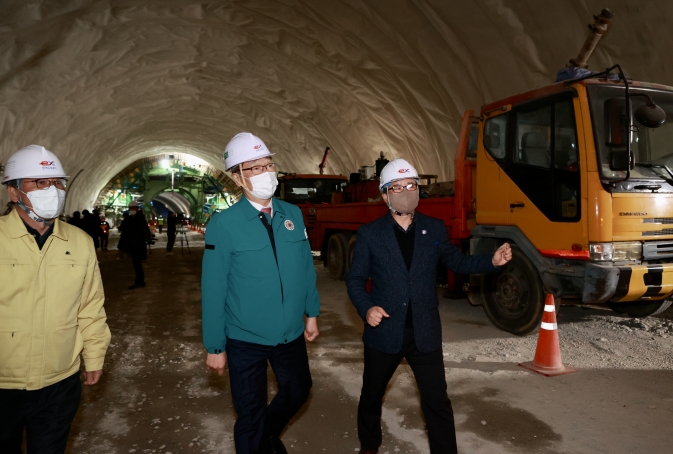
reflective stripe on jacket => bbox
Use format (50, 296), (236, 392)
(0, 209), (111, 390)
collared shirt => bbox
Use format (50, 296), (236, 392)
(391, 215), (416, 328)
(246, 198), (273, 218)
(22, 221), (54, 250)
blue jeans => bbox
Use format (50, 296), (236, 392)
(226, 334), (312, 454)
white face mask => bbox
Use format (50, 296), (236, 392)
(244, 171), (278, 200)
(20, 185), (66, 221)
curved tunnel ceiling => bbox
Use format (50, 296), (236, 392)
(1, 0), (672, 212)
(152, 191), (192, 216)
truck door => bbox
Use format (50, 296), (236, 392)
(503, 93), (584, 250)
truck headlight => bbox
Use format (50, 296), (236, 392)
(589, 242), (642, 261)
(589, 243), (613, 261)
(613, 241), (642, 261)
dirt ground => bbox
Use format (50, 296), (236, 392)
(65, 231), (673, 453)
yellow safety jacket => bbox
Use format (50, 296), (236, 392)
(0, 209), (111, 390)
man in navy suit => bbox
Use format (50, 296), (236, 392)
(346, 159), (511, 454)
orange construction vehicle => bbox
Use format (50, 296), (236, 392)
(304, 9), (673, 334)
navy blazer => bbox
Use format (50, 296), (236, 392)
(346, 212), (496, 354)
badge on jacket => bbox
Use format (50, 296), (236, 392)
(284, 219), (294, 231)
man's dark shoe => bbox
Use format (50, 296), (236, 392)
(359, 449), (379, 454)
(128, 282), (146, 290)
(268, 436), (288, 454)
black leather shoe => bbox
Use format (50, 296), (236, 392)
(268, 436), (288, 454)
(359, 449), (379, 454)
(128, 282), (146, 290)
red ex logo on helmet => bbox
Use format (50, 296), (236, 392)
(39, 161), (55, 166)
(253, 145), (262, 150)
(398, 168), (410, 173)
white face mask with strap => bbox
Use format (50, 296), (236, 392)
(18, 185), (66, 223)
(240, 165), (278, 200)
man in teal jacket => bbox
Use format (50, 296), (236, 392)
(202, 132), (320, 454)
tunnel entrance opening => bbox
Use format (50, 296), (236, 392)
(94, 153), (241, 228)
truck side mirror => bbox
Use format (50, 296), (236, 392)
(609, 149), (631, 171)
(635, 103), (666, 128)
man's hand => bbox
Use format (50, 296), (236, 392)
(366, 306), (390, 327)
(83, 370), (103, 385)
(492, 243), (513, 267)
(304, 317), (319, 342)
(206, 352), (227, 376)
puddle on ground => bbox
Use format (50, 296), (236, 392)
(454, 387), (562, 452)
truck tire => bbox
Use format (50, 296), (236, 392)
(607, 300), (673, 318)
(480, 246), (545, 335)
(347, 234), (357, 271)
(327, 233), (347, 280)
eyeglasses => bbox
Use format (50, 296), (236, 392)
(388, 182), (418, 193)
(241, 163), (276, 175)
(25, 178), (67, 190)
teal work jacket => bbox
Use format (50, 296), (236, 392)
(201, 197), (320, 353)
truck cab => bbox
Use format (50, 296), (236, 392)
(275, 173), (349, 232)
(469, 75), (673, 333)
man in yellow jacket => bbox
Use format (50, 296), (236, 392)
(0, 145), (111, 453)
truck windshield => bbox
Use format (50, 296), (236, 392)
(588, 84), (673, 181)
(281, 178), (347, 204)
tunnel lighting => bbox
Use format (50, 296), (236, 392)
(116, 189), (122, 193)
(160, 159), (170, 168)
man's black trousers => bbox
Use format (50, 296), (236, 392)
(226, 334), (312, 454)
(131, 251), (145, 285)
(166, 232), (176, 252)
(358, 328), (458, 453)
(0, 372), (81, 454)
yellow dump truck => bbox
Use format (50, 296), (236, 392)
(467, 62), (673, 334)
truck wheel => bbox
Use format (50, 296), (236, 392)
(480, 246), (545, 335)
(346, 234), (357, 271)
(607, 300), (673, 318)
(327, 233), (347, 280)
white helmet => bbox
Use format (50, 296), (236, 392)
(2, 145), (68, 184)
(379, 158), (419, 190)
(224, 132), (274, 171)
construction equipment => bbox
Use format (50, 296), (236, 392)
(305, 9), (673, 335)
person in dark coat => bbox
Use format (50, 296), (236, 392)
(67, 211), (83, 229)
(122, 201), (151, 289)
(166, 211), (177, 253)
(81, 209), (100, 249)
(346, 159), (512, 454)
(117, 212), (130, 259)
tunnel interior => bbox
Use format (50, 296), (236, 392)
(1, 0), (672, 213)
(93, 152), (241, 225)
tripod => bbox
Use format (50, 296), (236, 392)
(179, 222), (191, 255)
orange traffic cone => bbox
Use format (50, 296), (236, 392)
(519, 294), (577, 377)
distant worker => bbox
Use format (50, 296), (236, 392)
(99, 215), (110, 251)
(117, 211), (130, 260)
(202, 132), (320, 453)
(157, 216), (164, 234)
(0, 145), (111, 453)
(346, 159), (512, 454)
(166, 211), (177, 253)
(67, 210), (82, 229)
(81, 209), (100, 249)
(121, 201), (151, 289)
